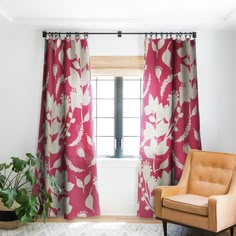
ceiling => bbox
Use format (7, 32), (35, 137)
(0, 0), (236, 31)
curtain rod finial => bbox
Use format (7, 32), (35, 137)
(42, 31), (47, 38)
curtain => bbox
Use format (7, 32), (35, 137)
(137, 36), (201, 217)
(34, 36), (100, 219)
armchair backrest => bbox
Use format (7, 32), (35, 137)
(186, 150), (236, 197)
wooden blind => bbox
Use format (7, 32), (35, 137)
(90, 56), (144, 76)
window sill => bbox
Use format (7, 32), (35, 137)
(96, 157), (139, 168)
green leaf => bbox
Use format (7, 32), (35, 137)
(25, 153), (34, 159)
(49, 176), (62, 193)
(20, 214), (34, 224)
(43, 191), (52, 203)
(41, 201), (51, 222)
(15, 205), (24, 219)
(11, 157), (27, 172)
(37, 190), (53, 222)
(0, 191), (5, 198)
(15, 189), (29, 206)
(1, 189), (17, 208)
(29, 206), (38, 217)
(28, 196), (39, 216)
(15, 193), (39, 223)
(0, 163), (10, 171)
(25, 170), (36, 185)
(41, 207), (47, 223)
(26, 153), (36, 166)
(0, 175), (6, 188)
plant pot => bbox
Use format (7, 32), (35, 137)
(0, 199), (23, 229)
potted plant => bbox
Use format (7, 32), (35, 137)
(0, 153), (56, 228)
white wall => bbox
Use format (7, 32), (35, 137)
(0, 26), (44, 158)
(97, 158), (139, 215)
(197, 31), (236, 153)
(0, 25), (236, 215)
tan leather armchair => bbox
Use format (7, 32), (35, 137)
(155, 149), (236, 236)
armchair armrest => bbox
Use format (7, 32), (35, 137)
(208, 194), (236, 232)
(154, 151), (191, 218)
(154, 185), (187, 218)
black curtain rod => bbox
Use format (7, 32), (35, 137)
(42, 31), (197, 38)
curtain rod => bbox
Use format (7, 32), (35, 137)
(42, 31), (197, 38)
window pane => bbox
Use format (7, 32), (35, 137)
(91, 81), (96, 97)
(93, 119), (97, 137)
(97, 80), (114, 98)
(123, 137), (140, 157)
(123, 79), (141, 98)
(92, 75), (142, 158)
(123, 99), (140, 117)
(96, 137), (114, 156)
(92, 99), (97, 117)
(123, 118), (140, 136)
(97, 118), (114, 136)
(97, 100), (114, 117)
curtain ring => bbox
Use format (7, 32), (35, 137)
(75, 33), (80, 39)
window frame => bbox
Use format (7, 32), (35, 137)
(90, 56), (144, 158)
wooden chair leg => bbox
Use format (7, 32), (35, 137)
(162, 220), (167, 236)
(230, 227), (234, 236)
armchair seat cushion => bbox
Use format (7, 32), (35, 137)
(163, 194), (208, 216)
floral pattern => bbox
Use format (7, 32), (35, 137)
(35, 36), (100, 219)
(137, 37), (201, 217)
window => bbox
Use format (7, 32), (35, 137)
(91, 75), (142, 158)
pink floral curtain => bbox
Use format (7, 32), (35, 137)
(137, 36), (201, 217)
(35, 36), (100, 219)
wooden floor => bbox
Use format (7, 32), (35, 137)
(37, 215), (159, 224)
